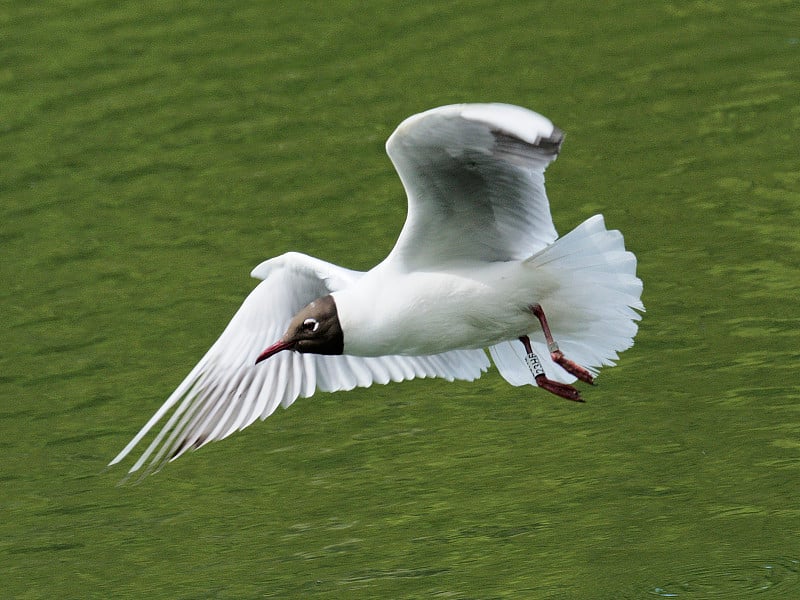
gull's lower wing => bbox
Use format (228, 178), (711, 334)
(109, 252), (489, 476)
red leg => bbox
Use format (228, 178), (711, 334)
(530, 305), (595, 385)
(519, 336), (584, 402)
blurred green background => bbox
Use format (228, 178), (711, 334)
(2, 1), (799, 597)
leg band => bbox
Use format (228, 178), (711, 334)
(525, 351), (546, 378)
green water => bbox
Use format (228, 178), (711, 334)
(2, 1), (799, 597)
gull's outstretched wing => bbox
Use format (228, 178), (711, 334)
(109, 252), (489, 476)
(383, 103), (563, 270)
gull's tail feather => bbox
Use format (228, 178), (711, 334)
(490, 214), (644, 386)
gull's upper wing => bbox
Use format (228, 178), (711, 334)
(109, 252), (489, 476)
(383, 103), (563, 270)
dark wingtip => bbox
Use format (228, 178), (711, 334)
(541, 126), (564, 154)
(491, 126), (564, 161)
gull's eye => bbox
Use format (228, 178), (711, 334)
(302, 318), (319, 333)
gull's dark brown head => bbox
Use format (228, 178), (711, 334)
(256, 294), (343, 363)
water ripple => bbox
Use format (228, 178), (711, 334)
(649, 557), (800, 597)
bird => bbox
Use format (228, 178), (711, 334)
(109, 103), (644, 476)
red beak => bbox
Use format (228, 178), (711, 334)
(255, 340), (295, 364)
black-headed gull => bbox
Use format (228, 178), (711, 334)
(110, 103), (644, 475)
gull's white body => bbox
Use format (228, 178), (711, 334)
(335, 261), (555, 356)
(110, 103), (644, 475)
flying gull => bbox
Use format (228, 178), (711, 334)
(109, 103), (644, 476)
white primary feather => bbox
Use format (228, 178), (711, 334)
(109, 253), (489, 475)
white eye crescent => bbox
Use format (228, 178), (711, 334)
(302, 318), (319, 332)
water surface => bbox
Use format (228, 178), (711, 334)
(2, 1), (799, 597)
